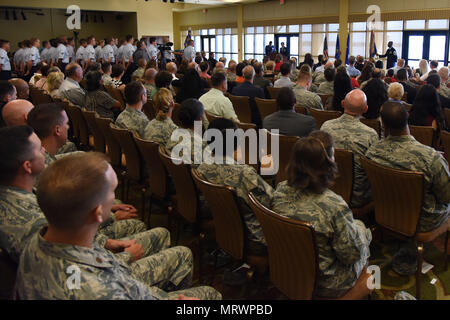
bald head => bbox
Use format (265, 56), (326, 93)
(342, 89), (368, 116)
(397, 59), (405, 67)
(215, 62), (224, 70)
(2, 99), (34, 126)
(243, 65), (255, 81)
(188, 62), (197, 70)
(144, 68), (157, 82)
(324, 61), (334, 70)
(438, 67), (449, 82)
(9, 78), (29, 99)
(166, 62), (177, 74)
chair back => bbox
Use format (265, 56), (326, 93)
(267, 86), (281, 99)
(30, 87), (53, 105)
(0, 248), (17, 300)
(229, 95), (252, 124)
(409, 125), (434, 147)
(105, 85), (125, 110)
(440, 130), (450, 163)
(192, 169), (245, 260)
(171, 103), (183, 127)
(204, 112), (220, 123)
(236, 122), (256, 131)
(247, 193), (318, 300)
(295, 105), (308, 115)
(143, 100), (156, 121)
(134, 137), (168, 200)
(318, 94), (332, 108)
(330, 149), (354, 205)
(309, 109), (341, 129)
(81, 110), (105, 152)
(273, 132), (300, 185)
(74, 105), (90, 146)
(158, 146), (198, 223)
(360, 118), (382, 139)
(64, 103), (82, 142)
(361, 156), (424, 237)
(255, 98), (278, 121)
(95, 117), (122, 168)
(404, 103), (412, 113)
(444, 109), (450, 129)
(109, 125), (143, 181)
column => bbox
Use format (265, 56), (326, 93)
(237, 5), (244, 62)
(339, 0), (349, 65)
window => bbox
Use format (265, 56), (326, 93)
(328, 24), (339, 32)
(405, 20), (425, 30)
(276, 25), (287, 33)
(302, 24), (312, 32)
(194, 36), (201, 52)
(289, 25), (299, 33)
(428, 19), (448, 29)
(300, 33), (312, 56)
(386, 21), (403, 30)
(351, 32), (366, 57)
(352, 22), (366, 31)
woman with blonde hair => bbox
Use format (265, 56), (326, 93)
(388, 82), (404, 102)
(143, 87), (178, 147)
(418, 59), (428, 78)
(46, 71), (65, 97)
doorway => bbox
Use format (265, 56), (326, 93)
(402, 30), (449, 69)
(275, 33), (299, 62)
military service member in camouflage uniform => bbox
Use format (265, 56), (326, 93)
(115, 81), (150, 138)
(292, 68), (323, 111)
(321, 89), (378, 208)
(144, 88), (178, 147)
(272, 136), (371, 298)
(15, 152), (221, 300)
(317, 67), (335, 96)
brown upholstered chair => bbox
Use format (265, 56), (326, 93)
(295, 105), (308, 115)
(109, 124), (147, 213)
(105, 85), (126, 110)
(228, 95), (252, 124)
(361, 156), (449, 299)
(134, 136), (171, 227)
(142, 100), (156, 121)
(30, 87), (53, 105)
(441, 130), (450, 162)
(267, 86), (281, 99)
(444, 109), (450, 129)
(409, 125), (434, 147)
(64, 103), (82, 146)
(255, 98), (278, 121)
(204, 112), (220, 124)
(309, 108), (341, 129)
(361, 118), (382, 139)
(404, 103), (412, 113)
(330, 149), (354, 205)
(0, 248), (17, 300)
(171, 103), (183, 127)
(318, 94), (332, 109)
(81, 109), (106, 153)
(69, 105), (92, 149)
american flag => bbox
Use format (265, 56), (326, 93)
(369, 30), (377, 58)
(323, 36), (329, 60)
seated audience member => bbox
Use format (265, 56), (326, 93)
(292, 67), (323, 111)
(115, 81), (149, 138)
(313, 61), (333, 84)
(365, 101), (449, 275)
(362, 77), (388, 119)
(274, 54), (283, 72)
(199, 62), (211, 80)
(426, 73), (450, 109)
(85, 71), (120, 119)
(111, 64), (126, 90)
(0, 80), (17, 127)
(29, 61), (47, 86)
(252, 62), (272, 98)
(437, 67), (450, 99)
(143, 68), (158, 99)
(347, 56), (361, 78)
(34, 64), (51, 90)
(144, 88), (178, 147)
(264, 61), (276, 79)
(357, 62), (374, 87)
(14, 151), (222, 300)
(420, 60), (438, 81)
(199, 72), (239, 122)
(332, 68), (353, 112)
(322, 89), (378, 209)
(235, 62), (246, 84)
(263, 87), (316, 137)
(166, 62), (178, 81)
(314, 57), (327, 73)
(85, 62), (102, 75)
(355, 55), (365, 71)
(385, 69), (396, 83)
(9, 78), (30, 100)
(175, 68), (207, 104)
(2, 99), (34, 126)
(46, 71), (65, 97)
(226, 60), (237, 82)
(409, 84), (446, 131)
(232, 65), (265, 127)
(318, 67), (335, 96)
(132, 58), (147, 81)
(177, 59), (189, 75)
(392, 59), (405, 75)
(272, 136), (372, 298)
(102, 62), (113, 86)
(57, 63), (85, 106)
(274, 62), (295, 89)
(299, 53), (314, 70)
(313, 54), (323, 71)
(214, 61), (224, 74)
(197, 118), (273, 253)
(388, 82), (404, 103)
(165, 98), (207, 167)
(396, 68), (417, 104)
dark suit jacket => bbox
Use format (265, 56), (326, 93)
(232, 81), (265, 128)
(253, 76), (273, 99)
(399, 81), (417, 104)
(263, 110), (317, 138)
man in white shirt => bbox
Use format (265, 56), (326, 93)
(122, 35), (135, 67)
(95, 39), (105, 62)
(392, 58), (405, 75)
(420, 60), (439, 81)
(39, 41), (51, 65)
(75, 39), (87, 68)
(57, 62), (85, 106)
(24, 38), (40, 82)
(274, 62), (295, 89)
(147, 37), (159, 62)
(183, 40), (195, 62)
(116, 39), (127, 65)
(102, 38), (115, 64)
(56, 37), (69, 72)
(112, 38), (118, 59)
(199, 72), (239, 122)
(0, 39), (11, 80)
(66, 38), (75, 63)
(13, 41), (26, 76)
(84, 36), (96, 68)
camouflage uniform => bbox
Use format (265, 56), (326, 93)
(313, 72), (326, 84)
(115, 106), (150, 138)
(196, 157), (274, 246)
(227, 72), (237, 82)
(271, 182), (371, 298)
(440, 82), (450, 99)
(321, 114), (379, 208)
(318, 81), (334, 95)
(143, 117), (178, 148)
(365, 135), (450, 232)
(56, 141), (77, 155)
(144, 83), (157, 100)
(15, 227), (222, 300)
(292, 85), (323, 111)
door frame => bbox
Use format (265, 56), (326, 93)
(275, 33), (299, 59)
(402, 30), (450, 66)
(200, 35), (215, 53)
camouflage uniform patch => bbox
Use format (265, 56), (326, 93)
(115, 106), (150, 138)
(292, 85), (323, 111)
(144, 118), (178, 148)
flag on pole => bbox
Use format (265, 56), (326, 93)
(184, 29), (192, 48)
(369, 30), (377, 58)
(335, 34), (341, 60)
(345, 34), (350, 65)
(323, 36), (329, 60)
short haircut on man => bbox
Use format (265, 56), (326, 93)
(124, 81), (145, 105)
(27, 103), (65, 139)
(211, 72), (226, 87)
(0, 126), (35, 184)
(380, 101), (409, 130)
(280, 62), (291, 76)
(324, 67), (335, 82)
(207, 117), (238, 157)
(0, 80), (15, 100)
(65, 63), (80, 78)
(111, 64), (124, 78)
(37, 152), (111, 230)
(396, 68), (407, 81)
(430, 60), (439, 68)
(155, 71), (173, 89)
(101, 62), (112, 74)
(276, 87), (296, 111)
(426, 74), (441, 89)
